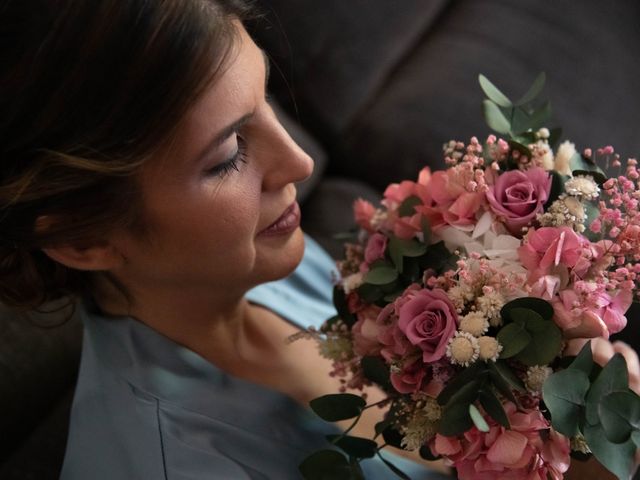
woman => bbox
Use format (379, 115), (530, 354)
(0, 1), (637, 479)
(1, 1), (449, 478)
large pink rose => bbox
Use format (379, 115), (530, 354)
(486, 167), (552, 235)
(397, 288), (458, 362)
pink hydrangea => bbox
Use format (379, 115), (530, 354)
(518, 227), (584, 281)
(430, 403), (570, 480)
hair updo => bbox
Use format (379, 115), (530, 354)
(0, 0), (252, 311)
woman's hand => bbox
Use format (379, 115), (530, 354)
(563, 338), (640, 480)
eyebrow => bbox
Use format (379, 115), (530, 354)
(193, 48), (271, 164)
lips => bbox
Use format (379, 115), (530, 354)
(258, 201), (301, 236)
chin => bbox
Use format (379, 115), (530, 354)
(254, 227), (306, 283)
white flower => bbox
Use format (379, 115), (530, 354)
(477, 336), (502, 362)
(342, 272), (364, 294)
(477, 291), (506, 326)
(446, 331), (480, 366)
(459, 311), (489, 337)
(565, 175), (600, 200)
(554, 141), (576, 176)
(525, 365), (553, 392)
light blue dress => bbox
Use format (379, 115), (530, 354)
(60, 234), (448, 479)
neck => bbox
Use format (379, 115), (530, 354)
(91, 272), (255, 366)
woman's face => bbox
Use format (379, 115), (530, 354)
(109, 23), (314, 300)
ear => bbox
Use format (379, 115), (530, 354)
(36, 215), (126, 271)
(41, 243), (125, 271)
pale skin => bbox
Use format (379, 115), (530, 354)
(39, 20), (639, 480)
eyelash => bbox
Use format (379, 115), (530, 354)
(205, 135), (248, 179)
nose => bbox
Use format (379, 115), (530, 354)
(259, 107), (314, 192)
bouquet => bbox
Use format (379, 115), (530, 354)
(298, 74), (640, 480)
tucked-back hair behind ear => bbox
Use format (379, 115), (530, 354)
(0, 0), (252, 310)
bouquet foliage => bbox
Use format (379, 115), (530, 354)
(299, 74), (640, 480)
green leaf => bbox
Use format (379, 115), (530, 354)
(482, 99), (511, 134)
(501, 297), (554, 322)
(438, 401), (474, 436)
(326, 435), (378, 459)
(497, 322), (531, 358)
(515, 317), (562, 366)
(446, 378), (482, 407)
(310, 394), (366, 422)
(583, 423), (636, 480)
(546, 170), (566, 208)
(356, 283), (383, 303)
(568, 340), (595, 376)
(569, 152), (606, 176)
(383, 291), (404, 303)
(437, 362), (487, 406)
(479, 389), (510, 428)
(515, 72), (546, 106)
(510, 108), (532, 135)
(299, 449), (353, 480)
(542, 368), (590, 436)
(599, 391), (640, 444)
(527, 101), (552, 131)
(364, 266), (398, 285)
(381, 426), (404, 449)
(398, 195), (422, 217)
(469, 404), (490, 432)
(333, 286), (357, 327)
(632, 430), (640, 449)
(389, 236), (427, 257)
(586, 354), (630, 425)
(479, 74), (513, 107)
(490, 361), (526, 392)
(421, 217), (432, 246)
(377, 452), (412, 480)
(573, 169), (608, 186)
(361, 356), (392, 391)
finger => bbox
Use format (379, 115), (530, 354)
(589, 337), (616, 366)
(564, 338), (590, 357)
(612, 341), (640, 394)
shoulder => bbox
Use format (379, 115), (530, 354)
(245, 233), (338, 330)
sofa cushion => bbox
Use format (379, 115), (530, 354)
(341, 0), (640, 190)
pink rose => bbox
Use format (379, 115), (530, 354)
(518, 227), (583, 280)
(486, 167), (551, 235)
(364, 233), (387, 264)
(397, 288), (458, 362)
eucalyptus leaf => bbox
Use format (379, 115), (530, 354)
(633, 431), (640, 449)
(568, 340), (595, 376)
(310, 394), (366, 422)
(469, 404), (490, 432)
(542, 368), (590, 436)
(389, 236), (427, 257)
(526, 101), (552, 131)
(299, 449), (353, 480)
(387, 238), (404, 273)
(482, 99), (511, 135)
(572, 169), (608, 186)
(326, 434), (378, 459)
(490, 361), (526, 392)
(479, 74), (513, 107)
(497, 322), (531, 358)
(510, 108), (532, 135)
(361, 356), (392, 391)
(501, 297), (554, 322)
(515, 319), (562, 366)
(398, 195), (422, 217)
(583, 423), (636, 480)
(333, 286), (357, 327)
(446, 378), (482, 407)
(515, 72), (546, 106)
(507, 139), (532, 158)
(364, 266), (398, 286)
(356, 283), (384, 303)
(437, 362), (487, 406)
(438, 401), (474, 436)
(479, 389), (510, 428)
(599, 391), (640, 444)
(546, 170), (566, 208)
(381, 426), (404, 449)
(586, 354), (629, 425)
(421, 217), (432, 246)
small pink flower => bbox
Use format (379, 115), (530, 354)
(364, 233), (388, 264)
(486, 167), (551, 235)
(551, 289), (609, 339)
(397, 288), (458, 363)
(353, 198), (377, 233)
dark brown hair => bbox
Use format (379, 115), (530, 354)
(0, 0), (252, 311)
